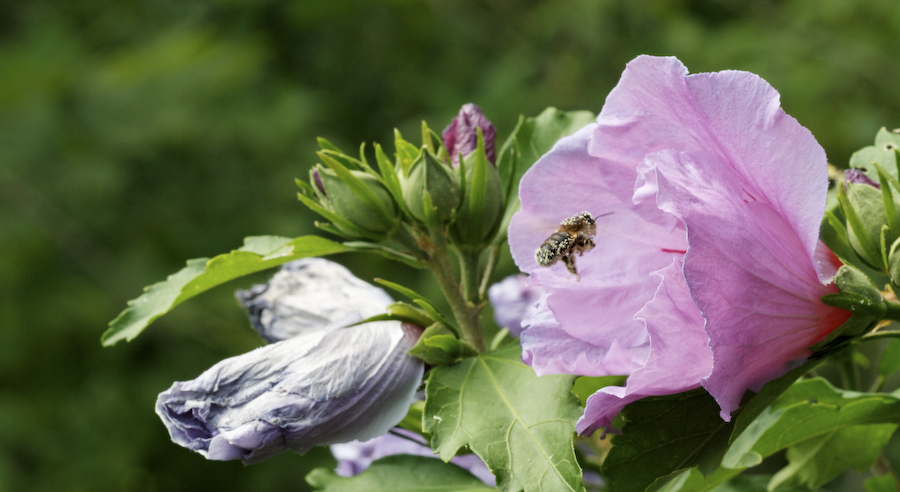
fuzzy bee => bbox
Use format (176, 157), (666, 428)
(535, 211), (608, 277)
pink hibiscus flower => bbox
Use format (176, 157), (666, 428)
(509, 55), (850, 435)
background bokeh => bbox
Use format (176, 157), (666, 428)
(3, 1), (900, 490)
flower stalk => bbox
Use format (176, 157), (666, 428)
(425, 230), (486, 353)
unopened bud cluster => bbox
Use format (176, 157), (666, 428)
(297, 104), (506, 252)
(838, 158), (900, 286)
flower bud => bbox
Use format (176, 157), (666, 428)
(235, 258), (393, 342)
(453, 131), (504, 244)
(311, 166), (397, 236)
(443, 103), (496, 167)
(156, 320), (424, 464)
(845, 169), (880, 188)
(842, 173), (900, 270)
(399, 148), (461, 225)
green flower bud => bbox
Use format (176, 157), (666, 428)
(889, 237), (900, 285)
(814, 264), (882, 353)
(400, 148), (460, 225)
(453, 130), (504, 245)
(842, 172), (900, 271)
(311, 166), (397, 236)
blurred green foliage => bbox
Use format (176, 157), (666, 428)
(3, 0), (900, 490)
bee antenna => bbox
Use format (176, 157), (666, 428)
(596, 211), (614, 218)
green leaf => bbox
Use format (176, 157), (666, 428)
(424, 344), (584, 492)
(387, 302), (436, 327)
(408, 323), (479, 366)
(602, 359), (822, 492)
(865, 474), (899, 492)
(373, 279), (458, 332)
(658, 380), (900, 491)
(655, 468), (740, 492)
(374, 278), (433, 304)
(306, 455), (496, 492)
(768, 423), (896, 491)
(492, 108), (595, 245)
(102, 235), (351, 346)
(723, 378), (900, 472)
(603, 387), (732, 492)
(397, 401), (427, 435)
(342, 241), (425, 269)
(571, 376), (626, 406)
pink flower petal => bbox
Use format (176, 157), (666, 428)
(645, 148), (849, 420)
(509, 124), (685, 375)
(592, 56), (828, 280)
(511, 55), (851, 433)
(577, 259), (711, 436)
(520, 296), (649, 377)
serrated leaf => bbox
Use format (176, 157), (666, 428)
(306, 455), (496, 492)
(603, 387), (732, 492)
(424, 344), (584, 492)
(103, 235), (351, 346)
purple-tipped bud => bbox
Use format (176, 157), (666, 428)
(845, 169), (880, 188)
(155, 321), (424, 464)
(312, 168), (327, 195)
(236, 259), (394, 343)
(442, 103), (496, 167)
(157, 259), (423, 464)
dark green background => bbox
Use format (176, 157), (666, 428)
(3, 1), (900, 490)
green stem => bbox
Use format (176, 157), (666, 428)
(426, 233), (486, 352)
(457, 248), (481, 305)
(478, 244), (501, 300)
(836, 348), (861, 391)
(885, 301), (900, 322)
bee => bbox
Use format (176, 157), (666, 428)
(535, 211), (609, 277)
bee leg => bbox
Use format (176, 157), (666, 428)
(562, 255), (580, 280)
(580, 236), (596, 253)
